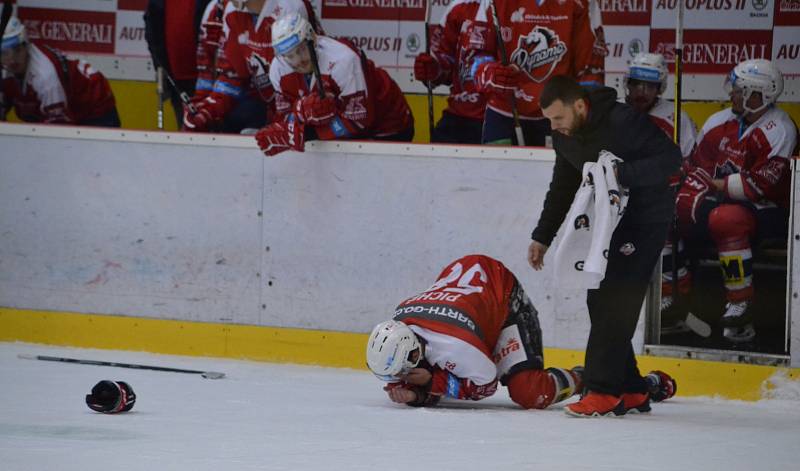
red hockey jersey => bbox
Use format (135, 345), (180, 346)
(648, 98), (697, 159)
(193, 0), (225, 100)
(429, 0), (486, 121)
(205, 0), (317, 120)
(270, 36), (413, 139)
(472, 0), (604, 119)
(690, 106), (798, 208)
(2, 43), (115, 124)
(393, 254), (517, 399)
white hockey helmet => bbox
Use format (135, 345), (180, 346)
(724, 59), (783, 114)
(625, 53), (668, 93)
(366, 320), (421, 381)
(2, 17), (27, 52)
(272, 12), (314, 56)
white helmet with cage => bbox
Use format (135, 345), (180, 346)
(271, 11), (314, 56)
(1, 17), (27, 51)
(625, 52), (668, 94)
(366, 320), (421, 381)
(725, 59), (783, 114)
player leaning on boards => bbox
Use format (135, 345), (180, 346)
(366, 254), (675, 410)
(529, 76), (681, 417)
(1, 17), (119, 126)
(255, 12), (413, 157)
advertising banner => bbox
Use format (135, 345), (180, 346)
(9, 0), (799, 91)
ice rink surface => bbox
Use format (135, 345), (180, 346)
(1, 342), (799, 471)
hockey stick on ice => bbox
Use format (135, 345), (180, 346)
(18, 354), (225, 379)
(488, 0), (524, 146)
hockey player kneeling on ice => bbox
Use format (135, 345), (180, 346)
(85, 380), (136, 414)
(255, 12), (414, 157)
(366, 255), (580, 409)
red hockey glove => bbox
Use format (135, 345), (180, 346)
(255, 118), (305, 157)
(676, 167), (713, 224)
(645, 370), (677, 402)
(475, 61), (520, 98)
(413, 53), (442, 83)
(294, 93), (337, 126)
(182, 104), (214, 132)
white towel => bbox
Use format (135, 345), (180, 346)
(553, 151), (629, 289)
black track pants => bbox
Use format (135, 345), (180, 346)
(583, 219), (670, 396)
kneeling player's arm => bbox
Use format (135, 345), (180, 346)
(428, 367), (498, 402)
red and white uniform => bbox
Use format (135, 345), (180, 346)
(691, 107), (797, 208)
(2, 43), (115, 124)
(648, 98), (697, 160)
(193, 0), (226, 101)
(473, 0), (604, 119)
(393, 254), (517, 401)
(429, 0), (486, 121)
(204, 0), (316, 122)
(270, 36), (413, 139)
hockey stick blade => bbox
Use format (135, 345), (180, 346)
(684, 312), (712, 338)
(18, 354), (225, 379)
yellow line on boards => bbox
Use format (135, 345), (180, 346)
(1, 307), (796, 401)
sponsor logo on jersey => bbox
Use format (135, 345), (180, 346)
(394, 303), (482, 338)
(445, 361), (457, 371)
(343, 92), (368, 121)
(492, 337), (521, 363)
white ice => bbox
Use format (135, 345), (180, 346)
(1, 342), (799, 471)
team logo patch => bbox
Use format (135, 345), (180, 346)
(574, 214), (590, 230)
(619, 242), (636, 256)
(509, 26), (567, 83)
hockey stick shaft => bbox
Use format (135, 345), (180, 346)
(162, 68), (197, 114)
(156, 66), (164, 129)
(18, 354), (225, 379)
(0, 0), (14, 121)
(307, 39), (326, 96)
(424, 0), (435, 141)
(671, 1), (684, 301)
(488, 0), (524, 146)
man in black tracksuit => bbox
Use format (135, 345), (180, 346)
(528, 76), (681, 417)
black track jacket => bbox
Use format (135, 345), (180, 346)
(532, 87), (681, 246)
